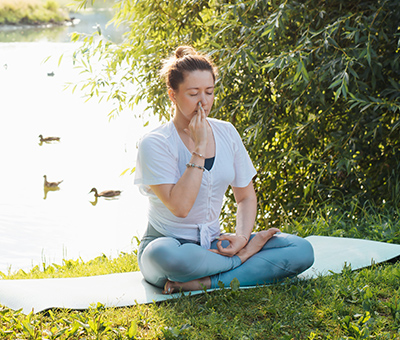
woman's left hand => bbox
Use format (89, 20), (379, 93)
(209, 234), (248, 257)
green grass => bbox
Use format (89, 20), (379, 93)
(0, 0), (69, 25)
(0, 252), (139, 280)
(1, 204), (400, 339)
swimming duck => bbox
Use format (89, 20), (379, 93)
(39, 135), (60, 143)
(89, 187), (121, 198)
(43, 175), (63, 188)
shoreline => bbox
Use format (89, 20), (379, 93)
(0, 0), (70, 26)
(0, 0), (116, 27)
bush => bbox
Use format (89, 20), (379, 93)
(0, 0), (68, 25)
(72, 0), (400, 227)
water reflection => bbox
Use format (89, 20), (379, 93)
(0, 24), (69, 43)
(43, 185), (61, 200)
(0, 9), (127, 43)
(89, 196), (98, 206)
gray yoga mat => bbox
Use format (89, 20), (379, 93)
(1, 236), (399, 314)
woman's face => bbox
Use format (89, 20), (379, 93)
(170, 70), (214, 123)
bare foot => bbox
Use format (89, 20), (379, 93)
(236, 228), (280, 263)
(162, 277), (211, 294)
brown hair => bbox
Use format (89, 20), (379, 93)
(160, 46), (218, 91)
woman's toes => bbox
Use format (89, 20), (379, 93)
(162, 281), (175, 294)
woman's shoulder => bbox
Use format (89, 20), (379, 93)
(140, 121), (175, 143)
(137, 122), (177, 154)
(208, 117), (235, 130)
(208, 118), (238, 136)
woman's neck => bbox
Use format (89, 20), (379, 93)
(172, 114), (187, 131)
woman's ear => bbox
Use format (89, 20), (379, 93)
(168, 88), (176, 103)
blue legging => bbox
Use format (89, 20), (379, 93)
(138, 224), (314, 289)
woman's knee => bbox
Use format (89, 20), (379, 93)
(270, 233), (314, 272)
(142, 237), (177, 264)
(294, 237), (314, 271)
(141, 237), (195, 274)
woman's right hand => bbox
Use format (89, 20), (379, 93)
(185, 102), (208, 150)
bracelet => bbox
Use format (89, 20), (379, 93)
(192, 151), (205, 159)
(238, 235), (248, 242)
(186, 163), (205, 171)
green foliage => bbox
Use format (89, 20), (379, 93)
(0, 0), (69, 25)
(72, 0), (400, 227)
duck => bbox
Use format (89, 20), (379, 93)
(89, 187), (121, 198)
(43, 175), (63, 188)
(65, 17), (81, 26)
(39, 135), (60, 143)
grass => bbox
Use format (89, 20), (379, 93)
(0, 252), (140, 280)
(0, 0), (69, 25)
(1, 204), (400, 339)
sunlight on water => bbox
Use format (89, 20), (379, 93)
(0, 41), (158, 273)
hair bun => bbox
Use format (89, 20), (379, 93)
(175, 46), (197, 59)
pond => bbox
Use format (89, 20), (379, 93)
(0, 9), (156, 273)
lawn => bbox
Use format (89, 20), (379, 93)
(1, 205), (400, 339)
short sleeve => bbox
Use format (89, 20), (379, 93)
(229, 124), (257, 188)
(134, 132), (180, 186)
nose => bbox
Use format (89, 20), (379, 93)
(199, 94), (207, 107)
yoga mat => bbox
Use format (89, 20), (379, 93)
(1, 236), (399, 314)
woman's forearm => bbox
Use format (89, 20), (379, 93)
(233, 182), (257, 240)
(211, 184), (257, 257)
(150, 153), (205, 218)
(168, 154), (206, 217)
(235, 195), (257, 240)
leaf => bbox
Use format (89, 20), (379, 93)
(366, 43), (372, 66)
(391, 119), (400, 132)
(360, 103), (373, 112)
(21, 314), (35, 337)
(328, 78), (342, 89)
(65, 321), (80, 337)
(334, 88), (341, 102)
(41, 55), (51, 64)
(341, 81), (348, 99)
(58, 54), (63, 67)
(301, 61), (309, 82)
(261, 25), (274, 38)
(348, 66), (359, 79)
(230, 277), (240, 291)
(127, 321), (138, 339)
(327, 36), (340, 48)
(120, 168), (131, 176)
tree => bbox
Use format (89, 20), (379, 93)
(73, 0), (400, 229)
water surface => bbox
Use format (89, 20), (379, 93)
(0, 9), (125, 43)
(0, 13), (155, 273)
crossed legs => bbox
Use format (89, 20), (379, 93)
(163, 228), (281, 293)
(138, 230), (314, 294)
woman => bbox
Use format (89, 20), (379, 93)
(134, 46), (314, 294)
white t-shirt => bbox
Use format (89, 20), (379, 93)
(134, 118), (257, 249)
